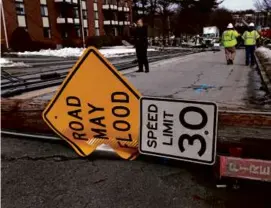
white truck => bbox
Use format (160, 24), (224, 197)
(202, 26), (220, 49)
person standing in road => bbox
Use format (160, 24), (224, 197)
(242, 23), (260, 66)
(222, 23), (240, 65)
(132, 17), (149, 73)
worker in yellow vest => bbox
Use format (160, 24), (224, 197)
(242, 23), (260, 66)
(222, 23), (240, 65)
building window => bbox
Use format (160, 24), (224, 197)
(95, 28), (100, 36)
(81, 0), (86, 9)
(82, 10), (87, 19)
(93, 3), (98, 11)
(40, 5), (48, 17)
(83, 19), (88, 27)
(61, 31), (68, 38)
(94, 11), (99, 20)
(43, 28), (51, 38)
(17, 15), (26, 27)
(95, 20), (99, 28)
(15, 2), (25, 15)
(40, 2), (50, 36)
(15, 0), (27, 28)
(125, 14), (129, 21)
(73, 7), (80, 18)
(75, 27), (81, 38)
(112, 28), (117, 36)
(84, 28), (88, 37)
(42, 17), (49, 27)
(40, 0), (47, 5)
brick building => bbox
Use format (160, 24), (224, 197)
(1, 0), (132, 49)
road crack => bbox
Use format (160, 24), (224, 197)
(1, 154), (88, 162)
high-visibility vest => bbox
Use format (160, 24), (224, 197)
(222, 30), (239, 48)
(242, 30), (260, 46)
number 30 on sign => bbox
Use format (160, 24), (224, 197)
(139, 97), (218, 165)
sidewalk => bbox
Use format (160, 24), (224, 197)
(126, 49), (270, 111)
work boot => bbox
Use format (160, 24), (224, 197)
(227, 60), (230, 65)
(136, 70), (143, 73)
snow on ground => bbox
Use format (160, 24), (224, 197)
(13, 46), (156, 58)
(0, 57), (30, 68)
(256, 46), (271, 59)
(99, 47), (155, 58)
(0, 57), (10, 65)
(15, 47), (84, 58)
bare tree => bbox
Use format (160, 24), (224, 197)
(132, 0), (178, 37)
(254, 0), (271, 11)
(209, 8), (233, 32)
(156, 0), (176, 37)
(145, 0), (158, 36)
(173, 0), (223, 35)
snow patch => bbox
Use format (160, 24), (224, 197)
(0, 57), (11, 65)
(256, 47), (271, 60)
(12, 46), (156, 58)
(0, 57), (30, 68)
(16, 47), (84, 58)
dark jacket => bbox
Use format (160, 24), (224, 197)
(133, 25), (148, 48)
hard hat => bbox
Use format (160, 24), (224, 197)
(227, 23), (234, 29)
(249, 23), (255, 27)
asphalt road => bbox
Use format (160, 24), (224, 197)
(126, 49), (270, 110)
(1, 135), (271, 208)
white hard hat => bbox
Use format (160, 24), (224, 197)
(227, 23), (234, 29)
(249, 23), (255, 27)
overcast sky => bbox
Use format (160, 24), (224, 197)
(220, 0), (255, 11)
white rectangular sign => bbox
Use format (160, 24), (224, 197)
(139, 97), (218, 165)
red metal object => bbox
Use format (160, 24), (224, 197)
(220, 156), (271, 182)
(229, 147), (243, 157)
(260, 29), (271, 39)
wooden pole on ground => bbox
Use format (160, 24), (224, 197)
(1, 98), (271, 157)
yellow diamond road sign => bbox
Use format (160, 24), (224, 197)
(42, 47), (141, 160)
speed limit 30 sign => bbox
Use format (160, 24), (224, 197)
(139, 97), (218, 165)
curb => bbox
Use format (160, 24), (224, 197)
(255, 52), (271, 94)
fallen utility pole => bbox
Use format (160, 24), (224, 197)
(1, 98), (271, 160)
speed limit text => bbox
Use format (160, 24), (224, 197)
(146, 104), (158, 148)
(146, 104), (174, 148)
